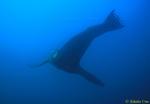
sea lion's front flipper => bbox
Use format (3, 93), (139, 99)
(77, 66), (104, 86)
(29, 60), (49, 68)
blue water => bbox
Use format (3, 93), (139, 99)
(0, 0), (149, 104)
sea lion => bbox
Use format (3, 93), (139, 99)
(32, 10), (124, 86)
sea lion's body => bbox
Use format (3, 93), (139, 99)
(32, 10), (124, 86)
(52, 29), (96, 73)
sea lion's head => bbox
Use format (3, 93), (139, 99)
(48, 49), (59, 63)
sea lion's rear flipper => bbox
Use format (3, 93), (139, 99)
(77, 66), (104, 86)
(103, 10), (124, 32)
(58, 10), (124, 66)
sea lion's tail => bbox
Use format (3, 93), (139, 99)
(78, 67), (104, 86)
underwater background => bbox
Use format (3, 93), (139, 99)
(0, 0), (150, 104)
